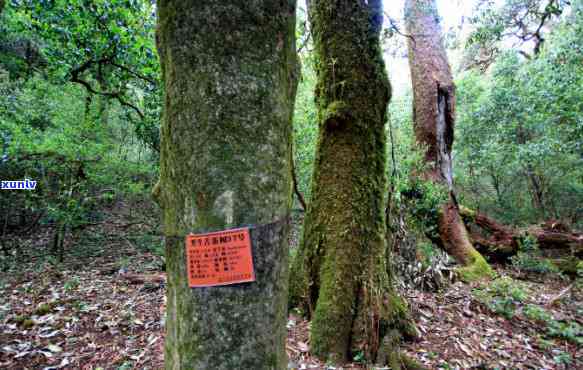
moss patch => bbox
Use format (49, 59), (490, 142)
(296, 0), (407, 362)
(457, 250), (495, 282)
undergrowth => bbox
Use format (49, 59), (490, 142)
(473, 277), (582, 345)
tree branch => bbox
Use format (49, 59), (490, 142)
(70, 55), (147, 119)
(291, 143), (307, 212)
(70, 58), (145, 119)
(383, 13), (416, 47)
(110, 61), (157, 85)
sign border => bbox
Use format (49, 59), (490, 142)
(185, 227), (256, 288)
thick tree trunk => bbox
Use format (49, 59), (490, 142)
(290, 0), (417, 364)
(155, 2), (298, 369)
(405, 0), (492, 280)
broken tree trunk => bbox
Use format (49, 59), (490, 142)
(460, 207), (583, 262)
(404, 0), (492, 281)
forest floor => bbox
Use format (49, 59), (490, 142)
(0, 203), (581, 370)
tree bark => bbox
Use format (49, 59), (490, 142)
(156, 1), (298, 369)
(517, 124), (549, 220)
(290, 0), (416, 364)
(404, 0), (492, 280)
(460, 207), (583, 261)
(96, 67), (110, 129)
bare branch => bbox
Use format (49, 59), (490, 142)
(70, 58), (145, 119)
(383, 12), (416, 47)
(110, 61), (157, 85)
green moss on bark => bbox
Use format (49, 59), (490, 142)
(457, 249), (496, 282)
(156, 1), (298, 369)
(289, 0), (414, 363)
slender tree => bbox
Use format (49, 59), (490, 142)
(290, 0), (416, 364)
(155, 1), (298, 369)
(404, 0), (492, 280)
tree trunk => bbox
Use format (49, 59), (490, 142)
(516, 124), (548, 220)
(290, 0), (417, 364)
(404, 0), (492, 281)
(155, 1), (298, 369)
(460, 207), (583, 261)
(96, 68), (110, 129)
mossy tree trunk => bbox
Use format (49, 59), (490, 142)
(290, 0), (416, 364)
(155, 1), (298, 369)
(404, 0), (492, 281)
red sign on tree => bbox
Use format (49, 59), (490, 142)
(186, 228), (255, 287)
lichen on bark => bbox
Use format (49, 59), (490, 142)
(156, 1), (298, 369)
(289, 0), (416, 364)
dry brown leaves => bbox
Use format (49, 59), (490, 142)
(1, 205), (581, 370)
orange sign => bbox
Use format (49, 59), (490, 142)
(186, 228), (255, 287)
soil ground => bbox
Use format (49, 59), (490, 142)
(1, 203), (581, 369)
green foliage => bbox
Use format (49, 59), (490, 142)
(547, 320), (583, 344)
(523, 304), (552, 322)
(34, 302), (52, 316)
(64, 277), (80, 291)
(456, 4), (583, 227)
(417, 241), (439, 269)
(116, 362), (133, 370)
(472, 277), (527, 318)
(510, 236), (560, 274)
(2, 0), (161, 152)
(0, 74), (156, 201)
(476, 282), (583, 345)
(467, 0), (570, 56)
(523, 304), (581, 345)
(385, 90), (451, 242)
(293, 55), (318, 206)
(352, 350), (365, 363)
(9, 0), (159, 89)
(553, 351), (572, 366)
(400, 178), (448, 239)
(0, 0), (159, 265)
(128, 233), (163, 258)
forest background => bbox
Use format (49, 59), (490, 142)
(0, 0), (581, 368)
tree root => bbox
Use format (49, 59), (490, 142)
(376, 329), (428, 370)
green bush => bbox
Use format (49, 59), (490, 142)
(472, 277), (527, 318)
(0, 72), (158, 265)
(510, 236), (560, 274)
(523, 304), (552, 322)
(547, 320), (583, 345)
